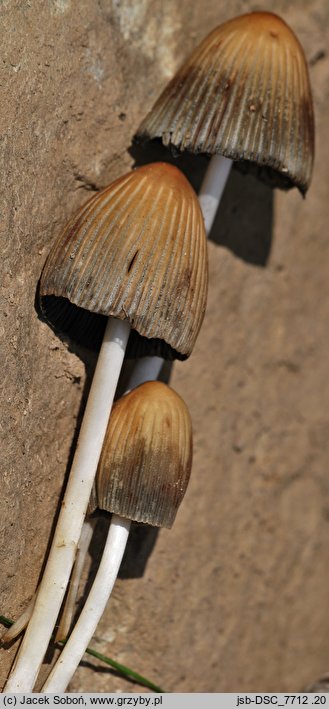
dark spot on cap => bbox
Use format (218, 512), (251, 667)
(127, 251), (139, 273)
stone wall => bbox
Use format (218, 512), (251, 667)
(1, 0), (329, 692)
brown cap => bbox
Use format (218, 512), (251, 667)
(136, 12), (314, 194)
(89, 381), (193, 528)
(40, 162), (207, 360)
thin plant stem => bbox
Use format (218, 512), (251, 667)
(77, 644), (165, 693)
(0, 599), (36, 644)
(0, 615), (164, 693)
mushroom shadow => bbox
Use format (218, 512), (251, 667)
(209, 166), (273, 266)
(85, 516), (159, 583)
(129, 140), (273, 267)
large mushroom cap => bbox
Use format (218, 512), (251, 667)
(136, 12), (314, 195)
(40, 162), (207, 360)
(89, 381), (193, 528)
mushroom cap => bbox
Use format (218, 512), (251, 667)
(88, 381), (193, 528)
(39, 162), (207, 360)
(136, 12), (314, 194)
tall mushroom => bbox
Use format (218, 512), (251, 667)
(4, 162), (207, 692)
(136, 11), (315, 232)
(42, 380), (193, 692)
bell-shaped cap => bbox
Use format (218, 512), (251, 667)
(39, 162), (207, 360)
(88, 381), (193, 528)
(136, 12), (314, 194)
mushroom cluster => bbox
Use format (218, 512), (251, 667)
(4, 162), (207, 692)
(4, 10), (314, 693)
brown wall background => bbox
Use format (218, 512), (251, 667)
(1, 0), (329, 693)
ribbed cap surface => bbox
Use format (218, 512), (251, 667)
(89, 381), (193, 528)
(39, 162), (207, 359)
(136, 12), (314, 194)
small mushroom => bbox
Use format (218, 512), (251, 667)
(5, 163), (206, 692)
(40, 162), (207, 360)
(136, 11), (315, 232)
(42, 381), (192, 692)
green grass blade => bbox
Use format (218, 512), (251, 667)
(0, 616), (13, 627)
(0, 614), (165, 693)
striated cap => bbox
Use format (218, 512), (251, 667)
(89, 381), (193, 528)
(136, 12), (314, 194)
(39, 162), (207, 360)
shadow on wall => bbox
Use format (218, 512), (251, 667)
(86, 515), (159, 583)
(32, 139), (274, 585)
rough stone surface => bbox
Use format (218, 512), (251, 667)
(1, 0), (329, 693)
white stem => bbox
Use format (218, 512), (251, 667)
(199, 154), (232, 235)
(1, 596), (36, 644)
(42, 515), (131, 693)
(122, 155), (232, 392)
(125, 356), (164, 393)
(4, 317), (130, 693)
(56, 518), (96, 642)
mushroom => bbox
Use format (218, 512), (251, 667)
(42, 380), (192, 692)
(5, 162), (207, 692)
(136, 11), (315, 233)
